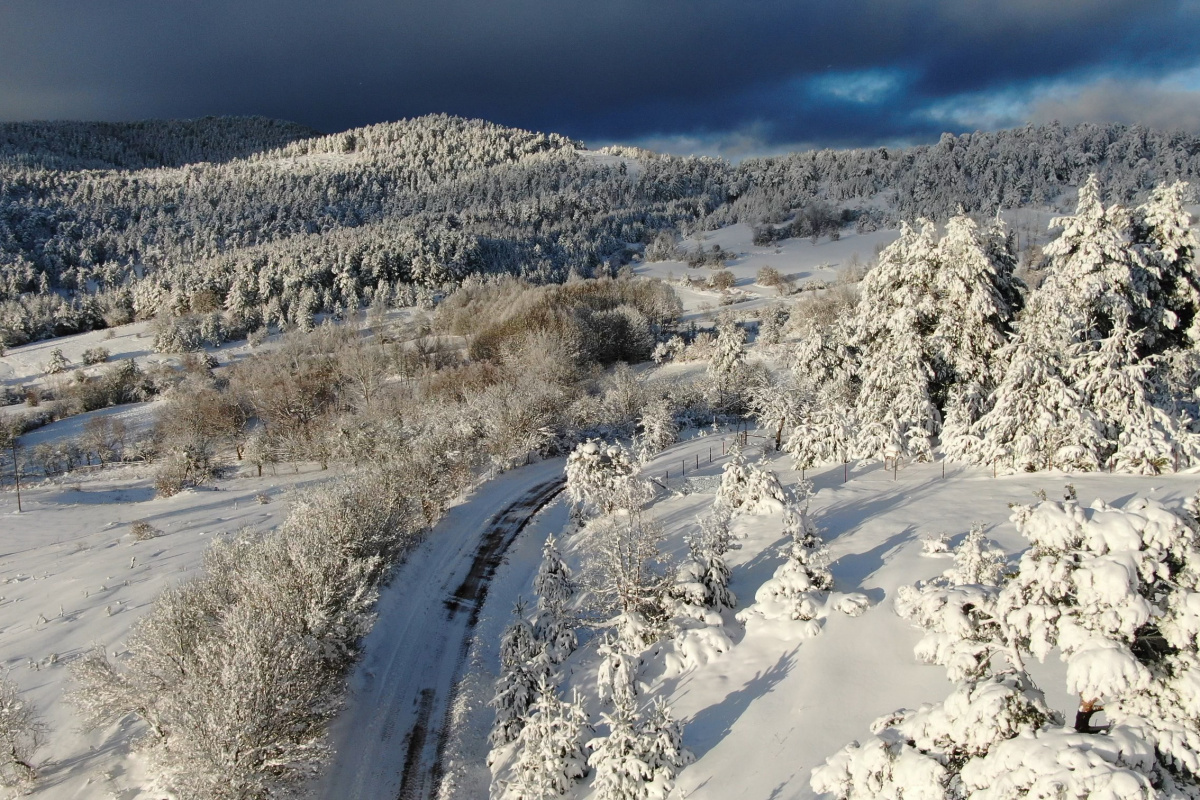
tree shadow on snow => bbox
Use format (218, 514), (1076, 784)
(681, 647), (797, 759)
(829, 528), (914, 593)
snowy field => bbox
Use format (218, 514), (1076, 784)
(0, 457), (336, 799)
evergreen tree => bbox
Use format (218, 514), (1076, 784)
(639, 697), (694, 800)
(849, 221), (941, 461)
(934, 215), (1019, 456)
(533, 536), (577, 665)
(508, 677), (590, 800)
(490, 604), (546, 747)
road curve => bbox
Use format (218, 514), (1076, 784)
(312, 460), (566, 800)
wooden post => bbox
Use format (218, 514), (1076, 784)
(942, 460), (945, 480)
(893, 460), (897, 481)
(11, 440), (20, 513)
(708, 447), (712, 464)
(682, 459), (686, 476)
(844, 462), (848, 483)
(695, 454), (699, 470)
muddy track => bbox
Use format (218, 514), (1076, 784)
(314, 464), (565, 800)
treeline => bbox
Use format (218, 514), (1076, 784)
(5, 116), (1200, 350)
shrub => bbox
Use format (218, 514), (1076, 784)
(130, 520), (160, 541)
(81, 347), (110, 365)
(709, 270), (736, 291)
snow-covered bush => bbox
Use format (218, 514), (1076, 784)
(81, 346), (110, 365)
(582, 510), (669, 645)
(566, 439), (646, 516)
(636, 399), (677, 463)
(0, 676), (46, 787)
(714, 444), (787, 514)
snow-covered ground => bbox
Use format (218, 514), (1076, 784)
(0, 459), (335, 799)
(467, 431), (1200, 800)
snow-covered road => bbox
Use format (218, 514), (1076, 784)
(313, 460), (566, 800)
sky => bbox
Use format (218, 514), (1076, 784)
(3, 1), (1200, 160)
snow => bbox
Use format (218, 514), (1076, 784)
(0, 455), (332, 798)
(454, 429), (1199, 800)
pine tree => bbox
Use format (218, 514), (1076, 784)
(973, 337), (1105, 472)
(490, 604), (546, 747)
(639, 697), (694, 800)
(707, 314), (746, 411)
(533, 536), (577, 665)
(818, 490), (1200, 799)
(849, 221), (941, 461)
(934, 215), (1018, 455)
(508, 677), (590, 800)
(588, 693), (651, 800)
(713, 444), (787, 514)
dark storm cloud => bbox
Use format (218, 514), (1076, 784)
(2, 0), (1199, 155)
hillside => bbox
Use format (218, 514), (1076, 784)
(3, 117), (1200, 349)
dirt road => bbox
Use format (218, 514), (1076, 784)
(313, 461), (566, 800)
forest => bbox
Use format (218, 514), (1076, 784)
(3, 117), (1200, 348)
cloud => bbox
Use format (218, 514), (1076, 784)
(1029, 80), (1200, 132)
(918, 68), (1200, 135)
(0, 0), (1199, 149)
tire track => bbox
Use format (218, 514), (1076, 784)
(313, 463), (564, 800)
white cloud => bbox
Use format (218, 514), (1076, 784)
(808, 69), (906, 105)
(918, 65), (1200, 134)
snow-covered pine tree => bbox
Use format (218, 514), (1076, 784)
(714, 443), (787, 514)
(817, 490), (1200, 799)
(848, 221), (941, 461)
(639, 696), (694, 800)
(506, 676), (590, 800)
(737, 488), (834, 629)
(533, 535), (577, 665)
(894, 523), (1010, 681)
(934, 215), (1019, 458)
(489, 604), (547, 748)
(757, 302), (790, 347)
(970, 176), (1155, 471)
(587, 689), (651, 800)
(670, 507), (738, 621)
(972, 333), (1106, 472)
(1131, 180), (1200, 354)
(636, 399), (677, 464)
(707, 314), (746, 412)
(44, 347), (69, 375)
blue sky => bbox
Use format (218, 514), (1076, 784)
(3, 1), (1200, 159)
